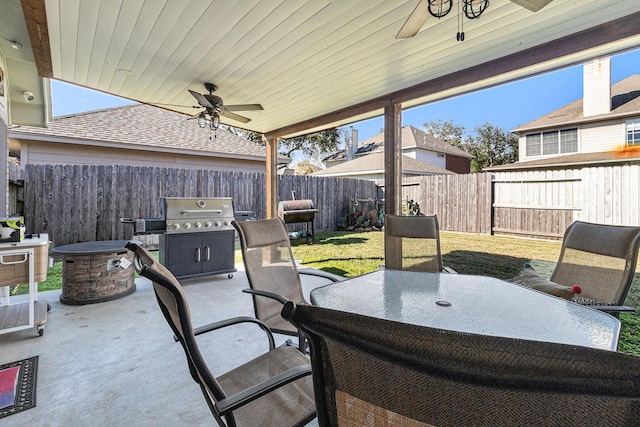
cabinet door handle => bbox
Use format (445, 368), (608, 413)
(204, 246), (210, 261)
(195, 247), (201, 263)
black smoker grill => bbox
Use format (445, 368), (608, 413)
(278, 199), (318, 243)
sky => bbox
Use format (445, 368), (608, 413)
(51, 47), (640, 156)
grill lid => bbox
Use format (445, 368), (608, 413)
(162, 197), (234, 220)
(161, 197), (235, 233)
(278, 199), (316, 213)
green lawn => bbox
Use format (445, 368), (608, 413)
(12, 230), (640, 355)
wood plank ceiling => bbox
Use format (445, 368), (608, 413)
(36, 0), (640, 137)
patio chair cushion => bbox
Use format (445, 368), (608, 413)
(512, 264), (582, 300)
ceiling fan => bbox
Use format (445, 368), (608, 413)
(396, 0), (555, 39)
(187, 82), (263, 129)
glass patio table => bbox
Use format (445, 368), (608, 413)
(310, 270), (621, 351)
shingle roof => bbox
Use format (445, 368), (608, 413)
(323, 125), (472, 162)
(10, 104), (289, 162)
(513, 74), (640, 133)
(485, 149), (640, 171)
(313, 152), (455, 177)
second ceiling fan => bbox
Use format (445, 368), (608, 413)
(396, 0), (555, 39)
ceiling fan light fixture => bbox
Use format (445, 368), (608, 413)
(428, 0), (453, 18)
(463, 0), (490, 19)
(197, 112), (208, 128)
(210, 112), (221, 130)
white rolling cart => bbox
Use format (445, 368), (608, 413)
(0, 234), (50, 336)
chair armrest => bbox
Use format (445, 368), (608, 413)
(243, 288), (289, 304)
(442, 266), (458, 274)
(216, 365), (313, 415)
(181, 316), (276, 350)
(299, 269), (344, 282)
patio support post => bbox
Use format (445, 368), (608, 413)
(384, 101), (402, 270)
(0, 117), (7, 216)
(264, 134), (278, 219)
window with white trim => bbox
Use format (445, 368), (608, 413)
(525, 128), (578, 157)
(626, 119), (640, 147)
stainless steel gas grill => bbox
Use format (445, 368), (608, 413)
(159, 197), (236, 280)
(278, 199), (318, 243)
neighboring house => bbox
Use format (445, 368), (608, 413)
(9, 104), (290, 172)
(489, 58), (640, 172)
(312, 152), (454, 181)
(322, 125), (472, 174)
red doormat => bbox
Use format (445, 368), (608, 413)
(0, 356), (38, 419)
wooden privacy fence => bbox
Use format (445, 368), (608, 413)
(18, 162), (640, 245)
(492, 169), (581, 239)
(492, 164), (640, 238)
(376, 173), (493, 234)
(376, 163), (640, 239)
(22, 165), (377, 246)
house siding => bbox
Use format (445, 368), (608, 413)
(580, 120), (625, 153)
(414, 149), (446, 169)
(15, 139), (267, 172)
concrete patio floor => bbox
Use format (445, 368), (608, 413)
(0, 263), (329, 426)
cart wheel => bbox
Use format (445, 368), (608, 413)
(38, 327), (44, 337)
(228, 273), (233, 279)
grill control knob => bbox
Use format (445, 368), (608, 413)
(194, 222), (202, 229)
(171, 223), (180, 230)
(223, 220), (230, 226)
(183, 223), (191, 229)
(205, 221), (212, 228)
(214, 221), (221, 227)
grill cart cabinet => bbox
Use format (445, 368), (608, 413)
(0, 234), (50, 336)
(159, 230), (236, 279)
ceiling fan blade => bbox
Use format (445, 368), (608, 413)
(188, 89), (214, 109)
(186, 112), (201, 120)
(509, 0), (554, 12)
(220, 110), (251, 124)
(223, 104), (263, 112)
(396, 0), (430, 39)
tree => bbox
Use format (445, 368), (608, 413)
(422, 119), (518, 173)
(278, 128), (343, 159)
(423, 118), (467, 150)
(294, 160), (318, 175)
(225, 126), (343, 160)
(466, 122), (518, 172)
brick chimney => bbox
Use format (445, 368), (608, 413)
(583, 57), (611, 117)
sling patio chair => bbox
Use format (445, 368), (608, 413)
(233, 218), (343, 351)
(125, 242), (316, 427)
(384, 214), (456, 273)
(551, 221), (640, 314)
(282, 301), (640, 427)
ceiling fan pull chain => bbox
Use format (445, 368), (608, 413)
(457, 0), (464, 41)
